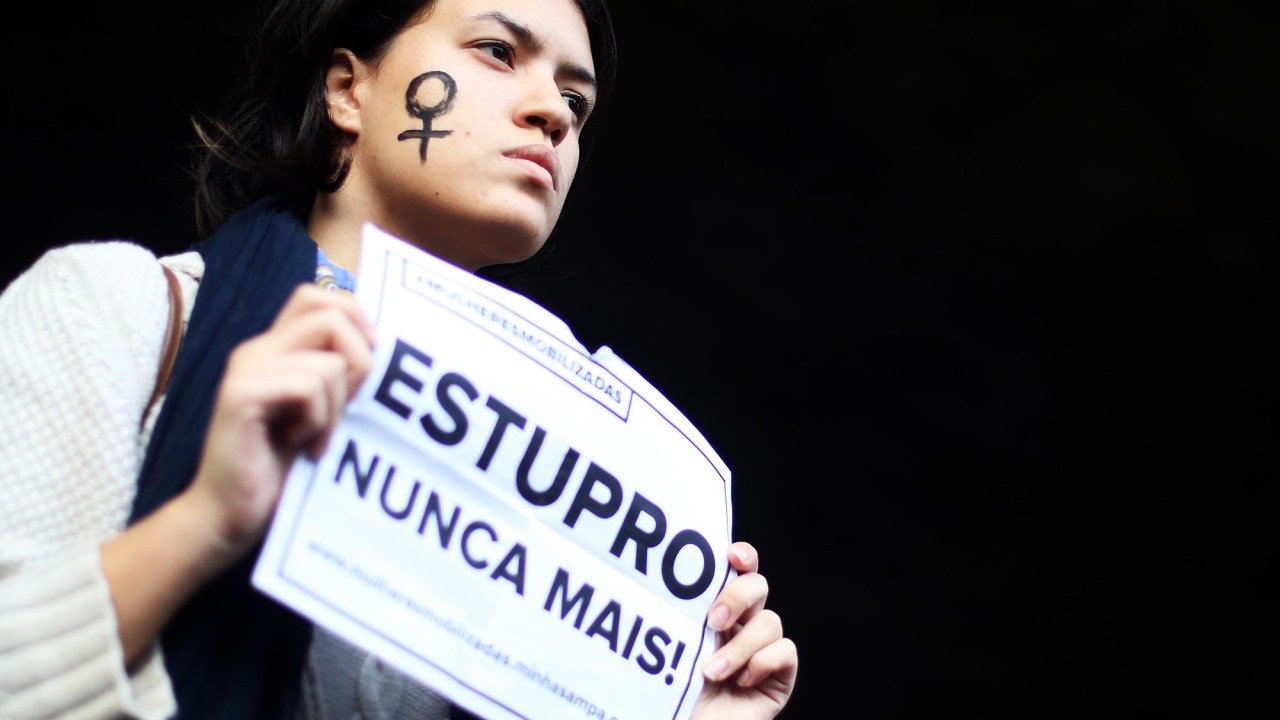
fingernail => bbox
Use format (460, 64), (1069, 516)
(737, 669), (753, 686)
(709, 603), (729, 630)
(704, 657), (728, 681)
(731, 545), (749, 565)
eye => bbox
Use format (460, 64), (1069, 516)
(562, 92), (593, 123)
(474, 40), (515, 68)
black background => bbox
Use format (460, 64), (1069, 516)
(6, 2), (1276, 718)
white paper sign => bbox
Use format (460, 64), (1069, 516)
(253, 223), (733, 720)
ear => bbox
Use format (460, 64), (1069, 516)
(325, 49), (367, 134)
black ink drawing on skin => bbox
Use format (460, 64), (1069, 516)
(398, 71), (457, 162)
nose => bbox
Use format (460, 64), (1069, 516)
(516, 75), (575, 147)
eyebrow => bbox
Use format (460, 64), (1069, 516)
(468, 11), (598, 91)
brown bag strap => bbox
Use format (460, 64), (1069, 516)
(144, 263), (185, 425)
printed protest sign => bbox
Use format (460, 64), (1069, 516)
(253, 224), (733, 720)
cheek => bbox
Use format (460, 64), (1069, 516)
(430, 69), (494, 120)
(559, 146), (583, 192)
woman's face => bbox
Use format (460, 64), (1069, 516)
(335, 0), (597, 270)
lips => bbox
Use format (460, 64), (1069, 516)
(504, 144), (560, 191)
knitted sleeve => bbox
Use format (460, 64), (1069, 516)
(0, 241), (185, 719)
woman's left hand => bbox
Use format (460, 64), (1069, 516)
(692, 541), (797, 719)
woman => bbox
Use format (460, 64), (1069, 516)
(0, 0), (797, 718)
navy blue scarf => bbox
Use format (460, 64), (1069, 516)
(129, 196), (317, 719)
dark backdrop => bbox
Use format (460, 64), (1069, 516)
(6, 2), (1275, 718)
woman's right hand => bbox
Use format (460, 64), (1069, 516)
(104, 283), (376, 665)
(184, 283), (376, 560)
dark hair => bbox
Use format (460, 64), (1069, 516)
(190, 0), (617, 238)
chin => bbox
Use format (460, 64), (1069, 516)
(391, 205), (553, 272)
(480, 233), (548, 270)
(469, 209), (556, 268)
(436, 226), (547, 273)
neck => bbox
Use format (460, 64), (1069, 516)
(306, 186), (514, 276)
(306, 192), (365, 275)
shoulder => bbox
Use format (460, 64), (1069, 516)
(0, 240), (176, 366)
(33, 238), (162, 269)
(4, 239), (165, 314)
(4, 240), (166, 301)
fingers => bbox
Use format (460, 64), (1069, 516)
(707, 541), (766, 632)
(702, 541), (798, 702)
(258, 289), (375, 397)
(728, 541), (758, 574)
(273, 284), (376, 344)
(191, 284), (377, 547)
(743, 635), (798, 689)
(707, 571), (768, 632)
(262, 311), (371, 400)
(226, 289), (375, 457)
(244, 351), (350, 457)
(703, 607), (786, 684)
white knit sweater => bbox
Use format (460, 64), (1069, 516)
(0, 241), (202, 719)
(0, 242), (455, 720)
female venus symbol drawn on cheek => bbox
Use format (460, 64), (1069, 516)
(398, 71), (457, 162)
